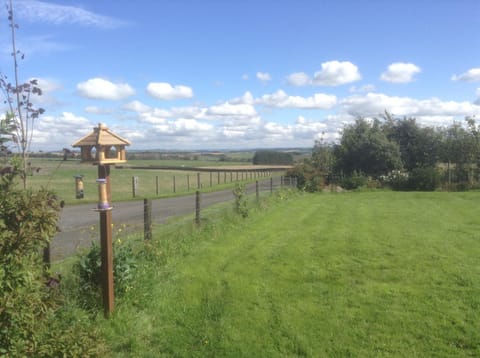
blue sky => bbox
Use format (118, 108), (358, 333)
(1, 0), (480, 151)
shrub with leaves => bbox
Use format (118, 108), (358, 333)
(232, 183), (249, 218)
(0, 161), (103, 356)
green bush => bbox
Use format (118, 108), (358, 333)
(232, 183), (249, 218)
(287, 162), (324, 192)
(0, 160), (103, 356)
(339, 173), (367, 190)
(391, 167), (440, 191)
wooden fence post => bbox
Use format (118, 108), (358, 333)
(132, 176), (138, 197)
(173, 175), (176, 193)
(43, 243), (51, 270)
(197, 172), (201, 189)
(144, 198), (152, 240)
(187, 174), (190, 191)
(156, 176), (159, 196)
(195, 190), (201, 225)
(270, 177), (273, 194)
(256, 180), (259, 202)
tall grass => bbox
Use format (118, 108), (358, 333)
(71, 191), (480, 357)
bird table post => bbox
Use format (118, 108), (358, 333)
(96, 167), (114, 317)
(72, 123), (131, 318)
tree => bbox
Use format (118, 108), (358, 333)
(252, 150), (293, 165)
(334, 117), (402, 177)
(0, 0), (45, 188)
(383, 113), (441, 170)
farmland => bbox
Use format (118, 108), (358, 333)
(25, 157), (288, 205)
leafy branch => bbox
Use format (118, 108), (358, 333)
(0, 0), (45, 187)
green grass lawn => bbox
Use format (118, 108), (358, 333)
(93, 191), (480, 357)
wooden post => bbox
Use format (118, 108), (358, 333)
(197, 172), (201, 189)
(144, 198), (152, 240)
(195, 190), (201, 225)
(156, 176), (159, 196)
(217, 171), (220, 185)
(43, 243), (51, 270)
(98, 165), (114, 318)
(256, 180), (259, 202)
(270, 177), (273, 194)
(187, 174), (190, 191)
(210, 172), (213, 187)
(132, 176), (136, 197)
(173, 175), (176, 193)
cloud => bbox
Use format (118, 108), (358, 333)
(123, 100), (152, 113)
(349, 84), (376, 93)
(285, 61), (361, 87)
(84, 106), (113, 115)
(15, 0), (125, 28)
(452, 68), (480, 82)
(256, 72), (272, 83)
(28, 77), (63, 106)
(32, 112), (93, 149)
(230, 91), (255, 105)
(77, 78), (135, 100)
(380, 62), (421, 83)
(146, 82), (194, 100)
(286, 72), (311, 86)
(341, 92), (480, 125)
(313, 60), (361, 86)
(206, 102), (257, 118)
(257, 90), (337, 109)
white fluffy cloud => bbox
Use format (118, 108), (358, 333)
(257, 90), (337, 109)
(32, 112), (94, 148)
(206, 102), (257, 118)
(380, 62), (421, 83)
(256, 72), (272, 83)
(341, 92), (480, 125)
(286, 61), (361, 87)
(286, 72), (311, 86)
(452, 68), (480, 82)
(146, 82), (194, 100)
(123, 100), (152, 113)
(77, 78), (135, 100)
(313, 60), (361, 86)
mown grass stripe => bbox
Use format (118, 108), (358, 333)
(98, 191), (480, 357)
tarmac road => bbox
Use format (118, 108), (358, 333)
(51, 177), (286, 261)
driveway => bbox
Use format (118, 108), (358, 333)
(51, 177), (288, 261)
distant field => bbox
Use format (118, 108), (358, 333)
(25, 158), (282, 205)
(95, 191), (480, 356)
